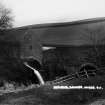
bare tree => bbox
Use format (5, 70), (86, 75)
(0, 3), (13, 30)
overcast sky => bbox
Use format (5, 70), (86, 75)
(1, 0), (105, 27)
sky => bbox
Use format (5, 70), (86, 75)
(1, 0), (105, 27)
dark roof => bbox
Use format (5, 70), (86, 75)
(9, 17), (105, 31)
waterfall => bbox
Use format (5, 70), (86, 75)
(24, 62), (45, 85)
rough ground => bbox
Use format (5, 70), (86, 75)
(0, 81), (104, 104)
(0, 86), (104, 105)
(0, 73), (105, 105)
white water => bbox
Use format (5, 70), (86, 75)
(24, 62), (45, 85)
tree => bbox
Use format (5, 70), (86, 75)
(0, 3), (13, 29)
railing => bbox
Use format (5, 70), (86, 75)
(51, 69), (97, 85)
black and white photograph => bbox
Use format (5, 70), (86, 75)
(0, 0), (105, 105)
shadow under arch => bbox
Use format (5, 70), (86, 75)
(24, 56), (41, 70)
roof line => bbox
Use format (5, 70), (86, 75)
(10, 17), (105, 31)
